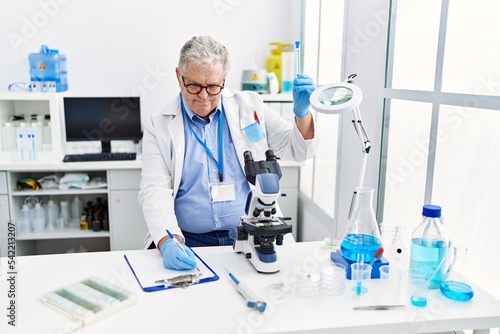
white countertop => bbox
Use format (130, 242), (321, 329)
(1, 241), (499, 333)
(0, 154), (301, 172)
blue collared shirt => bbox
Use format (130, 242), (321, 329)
(174, 96), (250, 233)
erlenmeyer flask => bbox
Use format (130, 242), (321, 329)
(340, 187), (383, 263)
(388, 224), (410, 267)
(440, 245), (474, 301)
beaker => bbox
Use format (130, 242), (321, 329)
(340, 187), (383, 263)
(440, 245), (474, 302)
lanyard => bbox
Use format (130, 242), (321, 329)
(181, 99), (224, 182)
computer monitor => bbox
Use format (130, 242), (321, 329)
(63, 96), (142, 153)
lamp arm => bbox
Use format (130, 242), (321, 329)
(351, 106), (371, 153)
(347, 105), (372, 220)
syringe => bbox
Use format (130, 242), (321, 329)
(294, 40), (301, 75)
(224, 267), (267, 313)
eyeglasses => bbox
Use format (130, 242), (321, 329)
(181, 76), (225, 96)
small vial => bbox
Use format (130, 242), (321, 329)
(92, 216), (101, 232)
(79, 214), (88, 231)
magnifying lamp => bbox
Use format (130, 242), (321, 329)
(309, 74), (371, 218)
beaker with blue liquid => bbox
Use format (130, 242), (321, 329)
(340, 187), (383, 264)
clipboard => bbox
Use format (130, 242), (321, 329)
(124, 249), (219, 292)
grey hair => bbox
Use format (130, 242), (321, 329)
(178, 36), (230, 77)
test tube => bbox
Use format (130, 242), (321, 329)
(294, 40), (301, 75)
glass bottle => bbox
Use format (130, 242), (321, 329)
(440, 246), (474, 301)
(340, 187), (383, 263)
(410, 205), (449, 289)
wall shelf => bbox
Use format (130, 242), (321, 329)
(17, 228), (110, 241)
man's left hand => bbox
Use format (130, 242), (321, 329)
(292, 73), (316, 119)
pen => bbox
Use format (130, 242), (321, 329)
(166, 229), (200, 273)
(253, 110), (260, 125)
(224, 267), (266, 313)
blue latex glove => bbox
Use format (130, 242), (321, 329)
(160, 238), (197, 270)
(292, 73), (316, 118)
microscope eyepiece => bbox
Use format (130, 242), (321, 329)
(244, 151), (254, 164)
(265, 150), (277, 162)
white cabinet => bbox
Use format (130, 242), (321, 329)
(6, 169), (111, 255)
(108, 169), (148, 250)
(1, 167), (146, 256)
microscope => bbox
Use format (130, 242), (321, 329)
(233, 150), (292, 274)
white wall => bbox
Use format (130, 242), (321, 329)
(0, 0), (301, 124)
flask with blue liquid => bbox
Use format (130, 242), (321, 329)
(440, 245), (474, 301)
(410, 205), (449, 289)
(340, 187), (383, 263)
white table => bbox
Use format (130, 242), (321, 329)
(1, 241), (499, 333)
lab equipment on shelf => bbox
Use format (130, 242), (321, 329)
(59, 200), (71, 228)
(2, 122), (16, 151)
(410, 205), (449, 289)
(32, 202), (45, 233)
(18, 204), (31, 234)
(29, 44), (68, 92)
(46, 199), (58, 231)
(71, 196), (84, 221)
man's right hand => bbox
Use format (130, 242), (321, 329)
(160, 238), (197, 270)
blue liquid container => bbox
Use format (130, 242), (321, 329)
(29, 45), (68, 92)
(340, 187), (383, 263)
(410, 296), (427, 307)
(340, 233), (383, 263)
(409, 205), (449, 289)
(440, 246), (474, 301)
(440, 281), (474, 301)
(410, 238), (447, 289)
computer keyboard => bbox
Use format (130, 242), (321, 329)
(63, 152), (137, 162)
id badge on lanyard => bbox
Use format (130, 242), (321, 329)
(210, 181), (236, 202)
(182, 98), (236, 203)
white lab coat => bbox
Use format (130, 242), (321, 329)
(138, 88), (318, 248)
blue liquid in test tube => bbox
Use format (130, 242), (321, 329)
(295, 40), (301, 75)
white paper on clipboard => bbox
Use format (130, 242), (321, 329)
(124, 249), (218, 292)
